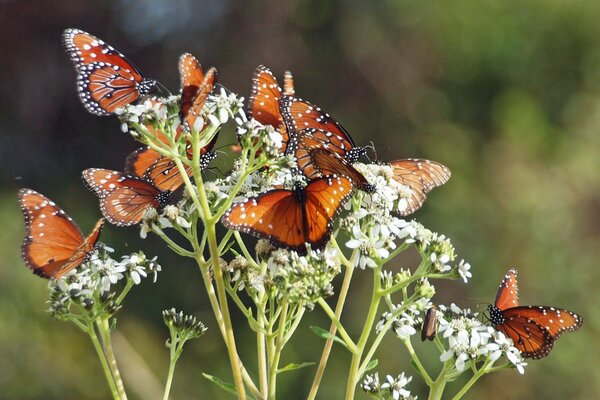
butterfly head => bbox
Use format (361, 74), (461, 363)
(345, 147), (367, 164)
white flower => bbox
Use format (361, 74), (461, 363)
(457, 259), (472, 283)
(380, 373), (413, 400)
(361, 373), (380, 393)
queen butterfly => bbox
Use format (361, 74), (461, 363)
(286, 128), (373, 192)
(125, 61), (218, 191)
(488, 269), (583, 359)
(18, 189), (104, 279)
(83, 168), (171, 226)
(279, 95), (366, 163)
(390, 159), (451, 216)
(222, 175), (354, 254)
(63, 29), (157, 116)
(248, 65), (294, 153)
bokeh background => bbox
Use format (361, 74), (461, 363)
(1, 0), (598, 398)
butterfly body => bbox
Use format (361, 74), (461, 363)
(18, 189), (104, 279)
(488, 269), (582, 359)
(63, 28), (156, 115)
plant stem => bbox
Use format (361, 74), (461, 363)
(428, 360), (452, 400)
(87, 322), (121, 399)
(403, 338), (433, 386)
(344, 265), (382, 399)
(307, 250), (356, 400)
(98, 318), (128, 400)
(162, 334), (180, 400)
(450, 361), (489, 400)
(268, 301), (289, 400)
(317, 298), (358, 352)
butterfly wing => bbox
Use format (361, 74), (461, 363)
(494, 268), (520, 311)
(222, 189), (306, 251)
(303, 175), (355, 250)
(249, 65), (284, 127)
(390, 158), (451, 216)
(182, 66), (217, 132)
(18, 189), (102, 278)
(280, 96), (364, 162)
(289, 130), (373, 192)
(283, 70), (295, 96)
(179, 53), (205, 118)
(496, 311), (554, 359)
(504, 306), (583, 339)
(63, 29), (155, 116)
(83, 168), (166, 226)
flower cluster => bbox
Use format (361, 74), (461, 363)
(376, 295), (433, 340)
(163, 308), (207, 340)
(48, 244), (161, 320)
(437, 304), (527, 374)
(266, 247), (342, 306)
(362, 372), (417, 400)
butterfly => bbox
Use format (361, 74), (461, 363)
(125, 57), (218, 191)
(247, 65), (295, 153)
(390, 159), (451, 216)
(287, 128), (373, 192)
(488, 268), (583, 359)
(222, 175), (354, 254)
(63, 28), (157, 116)
(279, 95), (366, 163)
(83, 168), (172, 226)
(18, 189), (104, 279)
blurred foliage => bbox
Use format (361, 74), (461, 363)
(1, 0), (599, 398)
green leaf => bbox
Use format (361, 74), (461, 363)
(309, 326), (348, 349)
(364, 359), (378, 374)
(202, 373), (237, 396)
(276, 361), (316, 374)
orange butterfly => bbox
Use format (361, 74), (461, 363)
(18, 189), (104, 279)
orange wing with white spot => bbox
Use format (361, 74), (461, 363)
(489, 268), (583, 359)
(18, 189), (104, 279)
(179, 53), (205, 118)
(62, 29), (156, 116)
(222, 176), (354, 254)
(390, 158), (451, 216)
(249, 65), (284, 127)
(83, 168), (168, 226)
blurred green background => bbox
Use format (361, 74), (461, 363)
(1, 0), (598, 398)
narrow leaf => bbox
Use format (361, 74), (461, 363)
(277, 362), (316, 374)
(309, 326), (348, 349)
(364, 359), (378, 373)
(202, 373), (237, 396)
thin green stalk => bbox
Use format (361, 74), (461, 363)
(87, 323), (121, 399)
(344, 265), (383, 399)
(162, 334), (181, 400)
(307, 248), (357, 400)
(317, 298), (358, 352)
(402, 338), (433, 386)
(268, 301), (289, 400)
(428, 359), (452, 400)
(450, 361), (490, 400)
(357, 294), (418, 377)
(152, 225), (195, 258)
(282, 306), (305, 345)
(97, 318), (128, 400)
(256, 272), (269, 399)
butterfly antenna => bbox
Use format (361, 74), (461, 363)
(153, 81), (172, 97)
(364, 141), (377, 162)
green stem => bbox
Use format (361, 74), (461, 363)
(307, 260), (355, 400)
(87, 323), (121, 399)
(317, 298), (358, 352)
(428, 359), (453, 400)
(162, 334), (182, 400)
(256, 271), (269, 399)
(152, 225), (195, 258)
(344, 265), (382, 399)
(97, 318), (128, 399)
(268, 302), (289, 400)
(403, 338), (433, 386)
(450, 360), (490, 400)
